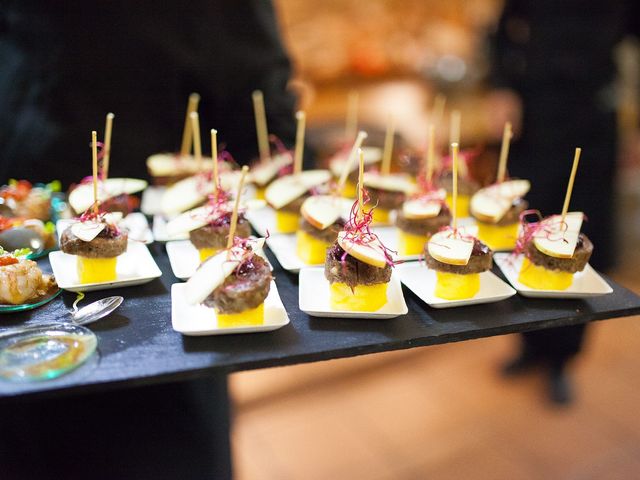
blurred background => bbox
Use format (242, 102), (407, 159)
(230, 0), (640, 478)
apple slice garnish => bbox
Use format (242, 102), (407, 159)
(402, 188), (446, 219)
(337, 231), (390, 268)
(250, 153), (293, 186)
(363, 172), (417, 194)
(329, 146), (382, 177)
(184, 237), (266, 305)
(71, 221), (106, 242)
(533, 211), (583, 258)
(161, 170), (244, 215)
(300, 195), (346, 230)
(265, 170), (332, 210)
(470, 179), (530, 223)
(427, 230), (474, 266)
(146, 153), (215, 177)
(69, 178), (148, 213)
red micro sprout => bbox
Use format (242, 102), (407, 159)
(340, 190), (397, 267)
(77, 205), (121, 236)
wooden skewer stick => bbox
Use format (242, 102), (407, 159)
(381, 115), (395, 175)
(345, 90), (359, 141)
(432, 94), (446, 129)
(252, 90), (270, 162)
(211, 129), (219, 195)
(180, 93), (200, 157)
(451, 142), (459, 230)
(190, 112), (203, 174)
(496, 122), (512, 183)
(449, 110), (461, 147)
(357, 147), (365, 222)
(561, 147), (582, 224)
(424, 124), (436, 186)
(337, 130), (368, 194)
(92, 131), (99, 214)
(226, 165), (250, 251)
(102, 113), (114, 180)
(293, 111), (306, 175)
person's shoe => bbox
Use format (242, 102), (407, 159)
(548, 365), (573, 405)
(500, 352), (539, 377)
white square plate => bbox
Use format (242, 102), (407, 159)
(171, 281), (289, 335)
(57, 213), (154, 244)
(298, 267), (408, 319)
(494, 253), (613, 299)
(396, 261), (516, 309)
(140, 186), (166, 216)
(49, 241), (162, 292)
(166, 239), (271, 280)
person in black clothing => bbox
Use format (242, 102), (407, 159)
(0, 1), (297, 187)
(0, 2), (296, 479)
(487, 0), (639, 404)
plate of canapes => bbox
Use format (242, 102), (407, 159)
(49, 131), (162, 292)
(397, 142), (515, 308)
(494, 148), (612, 298)
(0, 247), (61, 312)
(171, 177), (289, 335)
(298, 148), (408, 319)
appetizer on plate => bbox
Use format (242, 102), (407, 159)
(328, 146), (382, 197)
(395, 124), (451, 255)
(298, 195), (347, 264)
(515, 148), (591, 290)
(184, 237), (272, 327)
(249, 90), (294, 199)
(0, 248), (57, 305)
(323, 148), (396, 311)
(363, 172), (416, 224)
(470, 180), (530, 250)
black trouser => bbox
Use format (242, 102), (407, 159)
(520, 324), (588, 369)
(0, 375), (232, 480)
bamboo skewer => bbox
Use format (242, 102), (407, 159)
(337, 130), (368, 194)
(211, 129), (219, 195)
(425, 124), (436, 186)
(103, 113), (114, 180)
(432, 94), (446, 129)
(180, 93), (200, 157)
(190, 112), (203, 174)
(357, 148), (365, 222)
(345, 90), (359, 142)
(227, 165), (249, 252)
(381, 115), (395, 176)
(561, 148), (582, 223)
(92, 131), (99, 215)
(252, 90), (270, 162)
(451, 142), (459, 230)
(496, 122), (512, 183)
(293, 111), (306, 175)
(449, 110), (461, 147)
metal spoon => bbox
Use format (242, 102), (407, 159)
(0, 296), (124, 338)
(0, 227), (44, 255)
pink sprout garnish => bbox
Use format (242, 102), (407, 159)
(339, 191), (398, 267)
(77, 205), (121, 235)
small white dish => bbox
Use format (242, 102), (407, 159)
(396, 261), (516, 309)
(494, 253), (613, 298)
(245, 206), (277, 237)
(171, 281), (289, 336)
(166, 239), (270, 280)
(298, 267), (408, 319)
(49, 241), (162, 292)
(266, 233), (319, 273)
(57, 213), (153, 244)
